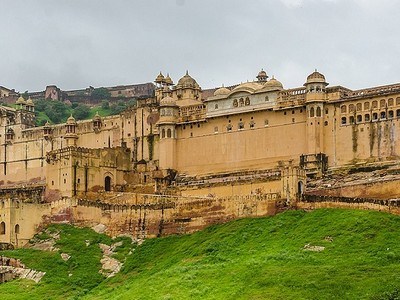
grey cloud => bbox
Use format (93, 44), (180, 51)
(0, 0), (399, 92)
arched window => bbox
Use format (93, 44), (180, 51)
(316, 107), (322, 117)
(341, 117), (347, 125)
(372, 100), (378, 109)
(356, 103), (362, 111)
(380, 99), (386, 108)
(15, 224), (20, 234)
(349, 116), (355, 124)
(365, 114), (370, 122)
(397, 109), (400, 117)
(373, 113), (378, 121)
(214, 103), (219, 110)
(349, 104), (355, 112)
(310, 107), (315, 117)
(364, 102), (370, 110)
(161, 129), (165, 138)
(388, 98), (394, 106)
(388, 110), (394, 119)
(233, 99), (238, 107)
(357, 115), (362, 123)
(227, 124), (232, 132)
(105, 176), (111, 192)
(341, 105), (347, 113)
(0, 222), (5, 235)
(396, 97), (400, 106)
(167, 128), (172, 138)
(380, 111), (386, 119)
(245, 97), (250, 106)
(239, 98), (244, 107)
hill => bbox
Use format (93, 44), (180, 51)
(1, 209), (400, 299)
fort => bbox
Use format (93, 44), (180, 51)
(1, 68), (400, 247)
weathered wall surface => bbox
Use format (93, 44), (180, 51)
(73, 193), (279, 238)
(307, 176), (400, 200)
(297, 194), (400, 215)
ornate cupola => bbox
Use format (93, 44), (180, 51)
(15, 96), (26, 110)
(155, 72), (165, 87)
(256, 69), (269, 82)
(164, 73), (174, 86)
(26, 97), (35, 112)
(65, 114), (78, 147)
(304, 70), (328, 95)
(175, 71), (201, 100)
(92, 111), (102, 133)
(43, 121), (53, 140)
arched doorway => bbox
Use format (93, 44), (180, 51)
(298, 181), (304, 196)
(105, 176), (112, 192)
(0, 222), (5, 235)
(15, 224), (20, 234)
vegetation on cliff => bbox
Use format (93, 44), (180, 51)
(1, 209), (400, 299)
(33, 98), (137, 126)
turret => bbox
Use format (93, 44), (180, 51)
(256, 69), (269, 83)
(15, 96), (26, 110)
(303, 70), (329, 177)
(158, 96), (179, 170)
(64, 114), (78, 147)
(43, 121), (53, 140)
(174, 71), (201, 101)
(92, 111), (102, 133)
(26, 97), (35, 112)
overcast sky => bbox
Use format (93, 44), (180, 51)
(1, 0), (400, 92)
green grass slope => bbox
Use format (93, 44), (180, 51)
(85, 209), (400, 300)
(1, 209), (400, 299)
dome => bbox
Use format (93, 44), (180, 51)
(232, 81), (263, 93)
(66, 114), (76, 124)
(305, 70), (327, 84)
(213, 86), (230, 96)
(26, 97), (34, 106)
(264, 77), (283, 90)
(155, 72), (165, 83)
(16, 96), (26, 104)
(176, 71), (199, 89)
(164, 74), (173, 86)
(160, 96), (177, 106)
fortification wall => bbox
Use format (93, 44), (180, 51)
(72, 193), (279, 238)
(297, 194), (400, 215)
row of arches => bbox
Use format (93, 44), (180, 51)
(341, 97), (400, 114)
(161, 128), (176, 139)
(341, 109), (400, 125)
(309, 106), (326, 117)
(0, 222), (19, 235)
(232, 97), (251, 108)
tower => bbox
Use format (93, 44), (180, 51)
(157, 95), (178, 170)
(302, 70), (329, 177)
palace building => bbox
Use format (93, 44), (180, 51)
(1, 68), (400, 247)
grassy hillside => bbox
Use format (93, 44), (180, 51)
(2, 209), (400, 299)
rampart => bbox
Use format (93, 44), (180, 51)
(297, 193), (400, 215)
(68, 193), (280, 238)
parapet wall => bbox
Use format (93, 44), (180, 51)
(58, 193), (280, 238)
(298, 193), (400, 215)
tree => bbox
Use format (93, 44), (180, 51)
(101, 100), (110, 110)
(91, 87), (111, 100)
(110, 100), (127, 115)
(73, 104), (90, 120)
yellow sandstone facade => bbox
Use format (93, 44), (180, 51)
(1, 68), (400, 246)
